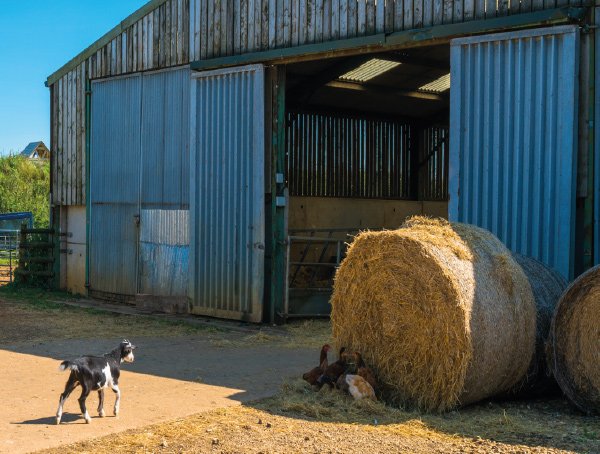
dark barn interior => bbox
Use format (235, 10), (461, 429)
(280, 45), (452, 317)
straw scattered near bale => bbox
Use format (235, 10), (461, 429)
(548, 265), (600, 415)
(509, 254), (567, 398)
(331, 217), (536, 412)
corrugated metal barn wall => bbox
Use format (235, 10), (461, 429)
(90, 75), (142, 296)
(189, 65), (266, 322)
(139, 68), (191, 296)
(90, 68), (191, 298)
(49, 0), (585, 206)
(449, 26), (580, 279)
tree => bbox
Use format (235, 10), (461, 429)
(0, 155), (50, 228)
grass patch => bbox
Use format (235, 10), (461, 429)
(0, 286), (218, 344)
(0, 286), (333, 349)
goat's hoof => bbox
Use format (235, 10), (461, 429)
(84, 416), (92, 424)
(98, 410), (105, 417)
(55, 417), (61, 425)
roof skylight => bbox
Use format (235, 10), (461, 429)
(339, 59), (401, 83)
(418, 73), (451, 93)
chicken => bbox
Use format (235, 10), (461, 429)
(302, 344), (331, 387)
(340, 374), (376, 400)
(354, 352), (378, 392)
(317, 347), (348, 388)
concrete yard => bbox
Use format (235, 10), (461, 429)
(0, 337), (313, 453)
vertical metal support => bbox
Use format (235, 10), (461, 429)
(595, 7), (600, 265)
(284, 226), (291, 319)
(85, 79), (91, 292)
(410, 126), (422, 200)
(579, 21), (595, 273)
(586, 19), (595, 271)
(270, 65), (287, 324)
(19, 224), (26, 285)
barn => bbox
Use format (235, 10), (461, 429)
(47, 0), (599, 323)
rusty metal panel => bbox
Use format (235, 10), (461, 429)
(190, 64), (265, 322)
(450, 26), (579, 279)
(90, 75), (142, 296)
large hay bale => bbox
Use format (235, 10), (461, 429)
(331, 217), (536, 412)
(509, 255), (567, 397)
(548, 265), (600, 415)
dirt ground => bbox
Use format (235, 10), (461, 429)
(1, 288), (599, 454)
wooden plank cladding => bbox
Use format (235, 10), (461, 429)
(49, 0), (582, 205)
(51, 0), (190, 205)
(188, 0), (583, 60)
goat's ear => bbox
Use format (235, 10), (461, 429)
(130, 344), (137, 350)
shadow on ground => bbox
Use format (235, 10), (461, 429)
(2, 336), (315, 404)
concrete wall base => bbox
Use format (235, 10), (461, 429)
(135, 294), (191, 314)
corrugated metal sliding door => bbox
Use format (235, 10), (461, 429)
(449, 26), (579, 279)
(90, 75), (142, 297)
(190, 65), (265, 322)
(139, 68), (190, 296)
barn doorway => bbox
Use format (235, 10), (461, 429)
(281, 45), (451, 318)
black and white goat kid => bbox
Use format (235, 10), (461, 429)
(56, 339), (136, 424)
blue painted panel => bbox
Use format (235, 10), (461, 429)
(90, 75), (142, 295)
(190, 64), (265, 322)
(450, 26), (579, 279)
(139, 209), (189, 295)
(139, 243), (189, 296)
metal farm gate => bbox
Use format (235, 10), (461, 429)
(449, 26), (579, 279)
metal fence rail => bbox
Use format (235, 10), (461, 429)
(284, 228), (357, 318)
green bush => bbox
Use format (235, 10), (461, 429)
(0, 155), (50, 228)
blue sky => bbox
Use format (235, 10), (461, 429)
(0, 1), (148, 155)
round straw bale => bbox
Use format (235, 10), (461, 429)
(508, 255), (567, 397)
(331, 217), (536, 412)
(548, 265), (600, 415)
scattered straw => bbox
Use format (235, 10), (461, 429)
(331, 216), (536, 412)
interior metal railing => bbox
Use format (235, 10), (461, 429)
(284, 228), (357, 318)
